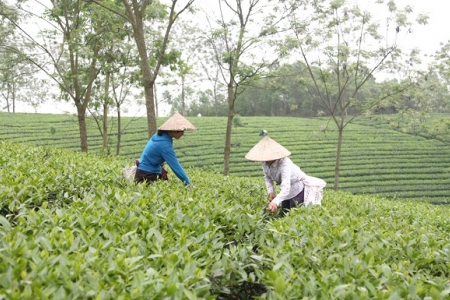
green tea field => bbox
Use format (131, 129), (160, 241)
(1, 140), (450, 299)
(1, 112), (449, 202)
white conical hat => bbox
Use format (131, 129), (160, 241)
(158, 112), (196, 131)
(245, 136), (291, 161)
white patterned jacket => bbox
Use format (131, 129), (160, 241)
(261, 157), (306, 206)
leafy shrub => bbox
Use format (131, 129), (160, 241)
(2, 113), (450, 201)
(1, 141), (450, 298)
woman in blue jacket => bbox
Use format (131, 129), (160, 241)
(135, 112), (196, 185)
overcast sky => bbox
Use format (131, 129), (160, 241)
(371, 0), (450, 57)
(14, 0), (450, 115)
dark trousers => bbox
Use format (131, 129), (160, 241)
(134, 169), (161, 184)
(134, 165), (169, 184)
(281, 189), (304, 211)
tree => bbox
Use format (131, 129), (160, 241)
(235, 62), (332, 117)
(20, 78), (55, 113)
(0, 47), (52, 113)
(90, 0), (196, 137)
(198, 55), (228, 117)
(0, 1), (34, 113)
(0, 50), (23, 112)
(86, 2), (137, 154)
(378, 42), (450, 143)
(157, 19), (203, 117)
(204, 0), (289, 175)
(2, 0), (112, 151)
(41, 0), (114, 152)
(89, 42), (145, 155)
(110, 67), (145, 155)
(431, 40), (450, 112)
(284, 0), (428, 190)
(1, 0), (141, 152)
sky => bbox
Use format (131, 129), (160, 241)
(366, 0), (450, 57)
(12, 0), (450, 116)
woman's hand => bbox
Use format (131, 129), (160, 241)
(268, 201), (278, 213)
(268, 192), (276, 201)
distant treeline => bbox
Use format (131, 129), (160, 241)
(171, 61), (450, 118)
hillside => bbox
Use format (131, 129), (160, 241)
(1, 112), (450, 202)
(1, 140), (450, 298)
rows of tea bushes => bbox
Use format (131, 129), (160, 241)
(354, 114), (450, 145)
(0, 113), (115, 153)
(1, 112), (450, 202)
(1, 140), (450, 299)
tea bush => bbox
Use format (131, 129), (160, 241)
(1, 113), (450, 202)
(1, 141), (450, 299)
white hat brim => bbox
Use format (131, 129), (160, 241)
(245, 136), (291, 161)
(158, 112), (196, 131)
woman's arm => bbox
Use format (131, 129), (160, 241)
(262, 163), (275, 196)
(271, 162), (292, 205)
(162, 147), (190, 185)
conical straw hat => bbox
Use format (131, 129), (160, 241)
(245, 136), (291, 161)
(158, 112), (196, 131)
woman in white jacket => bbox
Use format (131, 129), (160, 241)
(245, 135), (307, 213)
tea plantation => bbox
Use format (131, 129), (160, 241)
(1, 112), (449, 202)
(1, 140), (450, 299)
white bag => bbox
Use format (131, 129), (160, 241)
(122, 166), (137, 183)
(303, 176), (326, 206)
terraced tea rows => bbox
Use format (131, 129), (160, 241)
(1, 112), (449, 201)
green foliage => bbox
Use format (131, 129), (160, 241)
(1, 141), (450, 298)
(283, 0), (427, 126)
(150, 46), (182, 70)
(361, 114), (450, 145)
(1, 113), (450, 201)
(233, 115), (244, 127)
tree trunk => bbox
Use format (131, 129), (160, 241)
(116, 105), (121, 155)
(154, 84), (159, 117)
(12, 82), (15, 113)
(102, 103), (108, 150)
(333, 117), (345, 190)
(146, 81), (157, 137)
(76, 105), (89, 152)
(132, 15), (157, 138)
(5, 85), (11, 113)
(223, 84), (235, 176)
(73, 37), (99, 153)
(223, 110), (233, 176)
(181, 76), (186, 115)
(103, 72), (110, 150)
(75, 61), (97, 153)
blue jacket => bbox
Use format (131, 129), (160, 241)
(137, 132), (190, 185)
